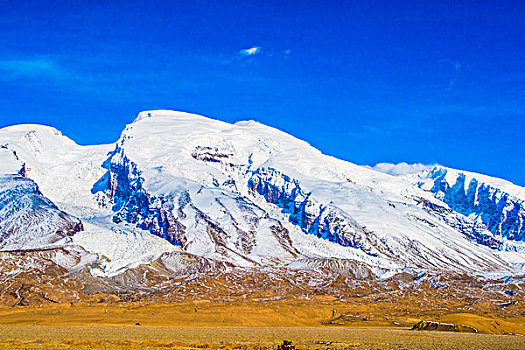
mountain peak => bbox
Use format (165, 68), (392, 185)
(133, 110), (208, 123)
(1, 110), (524, 278)
(0, 124), (63, 136)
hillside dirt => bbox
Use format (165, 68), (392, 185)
(0, 293), (524, 349)
(1, 249), (524, 349)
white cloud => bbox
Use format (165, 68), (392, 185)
(370, 162), (436, 176)
(239, 46), (261, 56)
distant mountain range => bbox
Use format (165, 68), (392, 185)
(1, 110), (524, 285)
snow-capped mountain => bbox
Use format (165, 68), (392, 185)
(0, 110), (523, 279)
(0, 174), (83, 250)
(372, 164), (525, 260)
(0, 144), (83, 250)
(407, 166), (524, 243)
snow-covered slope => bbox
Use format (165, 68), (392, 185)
(0, 174), (83, 250)
(403, 166), (525, 244)
(373, 164), (525, 270)
(86, 111), (516, 274)
(0, 111), (523, 278)
(0, 124), (113, 217)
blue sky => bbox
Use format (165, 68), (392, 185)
(1, 0), (524, 185)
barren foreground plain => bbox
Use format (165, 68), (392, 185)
(0, 324), (524, 350)
(1, 249), (524, 349)
(0, 294), (524, 349)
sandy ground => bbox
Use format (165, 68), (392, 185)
(0, 325), (524, 349)
(0, 301), (524, 350)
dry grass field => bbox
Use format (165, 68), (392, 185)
(0, 325), (523, 350)
(0, 299), (523, 349)
(0, 299), (523, 332)
(1, 250), (524, 349)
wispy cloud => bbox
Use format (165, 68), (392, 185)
(370, 162), (436, 176)
(0, 58), (64, 78)
(447, 63), (461, 91)
(239, 46), (261, 56)
(0, 56), (106, 97)
(438, 59), (462, 91)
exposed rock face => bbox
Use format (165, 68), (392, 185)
(191, 146), (234, 163)
(416, 198), (502, 249)
(288, 257), (374, 279)
(91, 145), (187, 247)
(411, 320), (478, 333)
(2, 111), (522, 275)
(418, 168), (524, 244)
(248, 167), (377, 255)
(91, 145), (298, 265)
(0, 175), (83, 250)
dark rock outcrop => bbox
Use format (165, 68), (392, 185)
(91, 145), (187, 247)
(420, 168), (524, 245)
(248, 167), (377, 255)
(0, 175), (83, 250)
(411, 320), (478, 333)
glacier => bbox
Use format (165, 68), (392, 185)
(0, 174), (83, 250)
(0, 110), (524, 278)
(409, 167), (524, 243)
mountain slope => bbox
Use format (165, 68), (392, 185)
(86, 111), (515, 274)
(0, 174), (83, 250)
(0, 124), (113, 217)
(0, 111), (523, 278)
(406, 166), (524, 243)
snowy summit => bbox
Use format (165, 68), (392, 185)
(0, 110), (524, 279)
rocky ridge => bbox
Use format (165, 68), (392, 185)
(0, 110), (523, 282)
